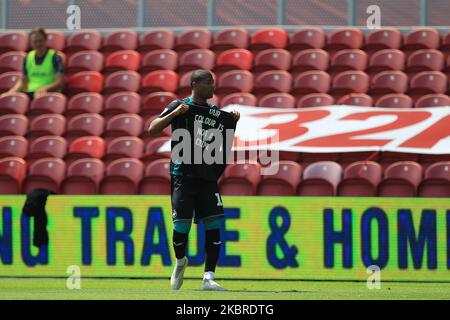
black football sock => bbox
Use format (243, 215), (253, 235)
(173, 230), (189, 260)
(205, 228), (221, 272)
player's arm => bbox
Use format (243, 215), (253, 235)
(148, 103), (189, 136)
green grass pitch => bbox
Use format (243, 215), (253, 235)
(0, 278), (449, 300)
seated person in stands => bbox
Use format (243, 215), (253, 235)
(3, 27), (64, 99)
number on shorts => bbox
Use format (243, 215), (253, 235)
(215, 193), (223, 207)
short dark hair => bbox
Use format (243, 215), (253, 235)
(190, 69), (213, 87)
(29, 27), (48, 40)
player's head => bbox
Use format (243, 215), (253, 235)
(29, 27), (48, 51)
(190, 69), (215, 100)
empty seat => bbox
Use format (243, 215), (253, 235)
(65, 92), (104, 119)
(331, 71), (370, 100)
(103, 50), (141, 75)
(407, 71), (448, 100)
(103, 92), (141, 120)
(104, 136), (144, 165)
(221, 93), (257, 107)
(141, 70), (179, 95)
(0, 72), (21, 94)
(27, 136), (67, 164)
(415, 94), (450, 108)
(0, 93), (29, 115)
(66, 51), (104, 76)
(177, 49), (215, 74)
(138, 29), (175, 53)
(102, 70), (141, 96)
(339, 151), (380, 169)
(405, 49), (444, 75)
(138, 159), (171, 195)
(0, 157), (27, 194)
(249, 28), (288, 52)
(337, 161), (382, 196)
(337, 93), (373, 106)
(290, 49), (329, 76)
(28, 93), (67, 118)
(140, 49), (178, 74)
(287, 28), (326, 52)
(375, 93), (413, 108)
(101, 31), (138, 54)
(297, 93), (335, 108)
(252, 49), (291, 74)
(256, 161), (302, 196)
(0, 32), (28, 54)
(328, 49), (368, 76)
(65, 31), (102, 54)
(140, 137), (171, 166)
(22, 158), (66, 194)
(325, 29), (364, 56)
(402, 29), (441, 56)
(377, 161), (423, 197)
(379, 152), (420, 169)
(65, 113), (105, 143)
(215, 70), (254, 97)
(297, 161), (342, 196)
(100, 158), (144, 194)
(211, 28), (249, 53)
(61, 158), (105, 195)
(367, 49), (405, 76)
(66, 136), (106, 165)
(0, 136), (28, 158)
(292, 70), (331, 98)
(368, 71), (408, 102)
(363, 28), (403, 55)
(141, 92), (178, 118)
(215, 49), (253, 74)
(66, 71), (104, 94)
(103, 114), (143, 141)
(141, 116), (171, 145)
(418, 161), (450, 197)
(0, 51), (26, 73)
(28, 114), (65, 141)
(252, 70), (292, 97)
(219, 162), (261, 195)
(175, 71), (195, 97)
(0, 114), (28, 136)
(46, 31), (65, 51)
(259, 93), (295, 108)
(174, 29), (212, 52)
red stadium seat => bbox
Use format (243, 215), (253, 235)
(368, 71), (409, 102)
(287, 28), (327, 53)
(297, 161), (342, 196)
(337, 93), (373, 107)
(407, 71), (448, 101)
(325, 29), (364, 56)
(22, 158), (66, 194)
(414, 94), (450, 108)
(331, 71), (370, 101)
(252, 49), (291, 75)
(402, 29), (441, 57)
(259, 93), (295, 108)
(0, 32), (28, 54)
(292, 71), (331, 98)
(103, 71), (141, 95)
(101, 31), (138, 54)
(0, 114), (28, 136)
(252, 70), (292, 97)
(377, 161), (423, 197)
(141, 70), (179, 95)
(0, 136), (28, 158)
(337, 161), (382, 197)
(221, 93), (257, 107)
(27, 114), (65, 141)
(0, 157), (27, 194)
(66, 136), (106, 165)
(141, 116), (171, 146)
(103, 114), (143, 142)
(340, 152), (380, 169)
(219, 162), (261, 195)
(177, 49), (216, 75)
(215, 49), (253, 74)
(379, 152), (420, 170)
(61, 158), (105, 195)
(138, 29), (175, 53)
(405, 49), (444, 76)
(0, 93), (29, 115)
(28, 93), (67, 118)
(290, 49), (329, 77)
(65, 92), (104, 119)
(139, 159), (171, 195)
(66, 51), (104, 76)
(174, 71), (194, 97)
(211, 28), (249, 53)
(363, 28), (403, 55)
(300, 153), (340, 168)
(256, 161), (302, 196)
(328, 49), (368, 77)
(64, 113), (104, 144)
(418, 162), (450, 197)
(66, 71), (104, 95)
(366, 49), (405, 77)
(65, 31), (102, 54)
(440, 31), (450, 58)
(140, 137), (171, 166)
(174, 29), (212, 53)
(419, 154), (450, 171)
(141, 92), (178, 118)
(297, 93), (335, 108)
(103, 92), (141, 120)
(103, 136), (144, 166)
(46, 31), (65, 51)
(215, 70), (254, 98)
(103, 50), (141, 75)
(249, 28), (288, 52)
(0, 72), (21, 94)
(26, 136), (67, 165)
(100, 158), (144, 194)
(140, 49), (178, 74)
(0, 51), (26, 73)
(375, 93), (413, 108)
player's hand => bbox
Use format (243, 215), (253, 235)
(230, 110), (240, 122)
(34, 88), (47, 99)
(173, 104), (189, 116)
